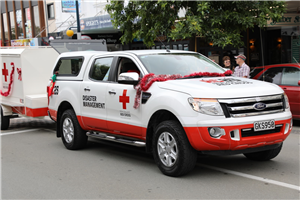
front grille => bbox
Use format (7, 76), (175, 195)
(219, 94), (285, 118)
(241, 124), (283, 137)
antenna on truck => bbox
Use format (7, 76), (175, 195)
(156, 35), (170, 53)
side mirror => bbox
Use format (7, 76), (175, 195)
(298, 80), (300, 86)
(118, 72), (139, 85)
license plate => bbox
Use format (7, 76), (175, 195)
(254, 120), (275, 132)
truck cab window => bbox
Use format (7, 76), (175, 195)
(117, 58), (140, 79)
(54, 57), (83, 76)
(89, 57), (113, 81)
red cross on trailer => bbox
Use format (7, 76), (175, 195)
(2, 63), (8, 82)
(119, 89), (130, 109)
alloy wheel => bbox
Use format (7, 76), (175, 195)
(157, 131), (178, 167)
(63, 117), (74, 143)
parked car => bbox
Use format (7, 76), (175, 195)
(250, 63), (300, 120)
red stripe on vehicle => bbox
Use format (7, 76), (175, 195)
(79, 116), (146, 140)
(12, 107), (48, 117)
(12, 107), (25, 115)
(25, 107), (48, 117)
(48, 109), (57, 121)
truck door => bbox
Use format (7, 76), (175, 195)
(80, 56), (114, 131)
(106, 57), (143, 137)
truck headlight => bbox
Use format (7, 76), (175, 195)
(283, 93), (290, 109)
(188, 98), (224, 116)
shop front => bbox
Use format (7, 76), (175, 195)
(193, 13), (300, 69)
(78, 15), (191, 52)
(247, 14), (300, 68)
(194, 36), (246, 67)
(77, 14), (123, 51)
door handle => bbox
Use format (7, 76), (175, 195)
(109, 91), (116, 95)
(84, 88), (90, 91)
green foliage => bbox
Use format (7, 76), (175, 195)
(106, 1), (286, 48)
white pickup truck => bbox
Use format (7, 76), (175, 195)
(48, 49), (292, 176)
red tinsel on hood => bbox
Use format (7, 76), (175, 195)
(133, 70), (232, 109)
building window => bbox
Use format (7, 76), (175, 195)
(25, 8), (32, 38)
(16, 10), (24, 39)
(47, 3), (54, 19)
(33, 6), (40, 37)
(2, 13), (9, 45)
(10, 12), (16, 39)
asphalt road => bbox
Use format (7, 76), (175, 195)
(1, 117), (299, 199)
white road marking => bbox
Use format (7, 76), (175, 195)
(0, 129), (41, 136)
(198, 164), (300, 191)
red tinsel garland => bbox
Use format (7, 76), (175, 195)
(133, 70), (232, 109)
(0, 64), (15, 97)
(17, 68), (22, 81)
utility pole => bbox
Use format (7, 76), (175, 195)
(76, 0), (81, 40)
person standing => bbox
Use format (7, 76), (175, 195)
(234, 54), (250, 78)
(222, 56), (234, 72)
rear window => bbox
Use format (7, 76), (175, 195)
(54, 57), (84, 76)
(249, 68), (263, 78)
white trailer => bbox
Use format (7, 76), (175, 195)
(0, 47), (59, 130)
(0, 40), (107, 130)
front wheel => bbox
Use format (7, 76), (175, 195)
(60, 109), (87, 150)
(153, 120), (197, 177)
(1, 106), (10, 130)
(243, 143), (283, 161)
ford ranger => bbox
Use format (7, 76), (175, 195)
(48, 50), (292, 176)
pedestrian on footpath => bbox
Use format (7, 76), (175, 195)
(234, 54), (250, 78)
(222, 56), (234, 72)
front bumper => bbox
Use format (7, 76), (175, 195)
(184, 111), (292, 152)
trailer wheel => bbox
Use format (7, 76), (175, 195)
(1, 106), (10, 130)
(243, 143), (283, 161)
(153, 120), (197, 177)
(60, 109), (87, 150)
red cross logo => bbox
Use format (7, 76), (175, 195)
(2, 63), (8, 82)
(119, 89), (130, 109)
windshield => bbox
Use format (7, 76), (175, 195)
(138, 53), (225, 76)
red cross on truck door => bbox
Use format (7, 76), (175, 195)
(119, 89), (130, 109)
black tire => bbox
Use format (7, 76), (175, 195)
(153, 120), (197, 177)
(1, 106), (10, 130)
(243, 143), (283, 161)
(60, 109), (87, 150)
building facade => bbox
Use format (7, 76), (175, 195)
(0, 0), (46, 46)
(1, 1), (299, 67)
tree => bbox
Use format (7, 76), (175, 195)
(106, 1), (286, 49)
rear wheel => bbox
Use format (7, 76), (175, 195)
(60, 109), (87, 150)
(153, 120), (197, 177)
(1, 106), (10, 130)
(243, 143), (283, 161)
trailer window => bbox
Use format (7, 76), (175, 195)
(54, 57), (84, 76)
